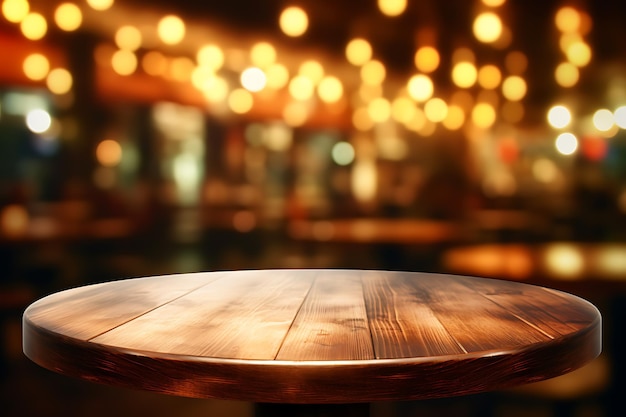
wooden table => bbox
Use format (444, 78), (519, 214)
(22, 269), (601, 416)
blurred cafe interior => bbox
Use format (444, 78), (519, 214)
(2, 0), (626, 416)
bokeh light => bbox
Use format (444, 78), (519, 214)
(452, 62), (477, 88)
(378, 0), (407, 17)
(250, 42), (277, 68)
(299, 60), (324, 84)
(197, 44), (225, 71)
(368, 97), (391, 123)
(0, 204), (30, 236)
(346, 38), (373, 66)
(361, 60), (386, 85)
(283, 101), (309, 127)
(414, 46), (440, 73)
(532, 158), (559, 183)
(191, 66), (215, 90)
(352, 161), (377, 202)
(21, 12), (47, 40)
(86, 0), (114, 11)
(240, 67), (267, 92)
(614, 106), (626, 129)
(547, 105), (572, 129)
(407, 74), (434, 102)
(318, 75), (343, 103)
(596, 245), (626, 278)
(23, 53), (50, 81)
(46, 68), (73, 95)
(482, 0), (506, 6)
(2, 0), (29, 23)
(168, 60), (193, 81)
(228, 88), (254, 114)
(555, 132), (578, 155)
(168, 57), (194, 83)
(593, 109), (615, 132)
(203, 76), (229, 103)
(478, 65), (502, 89)
(279, 6), (308, 37)
(54, 3), (82, 32)
(142, 51), (168, 76)
(233, 211), (256, 233)
(26, 109), (52, 133)
(502, 75), (527, 101)
(391, 97), (416, 124)
(332, 141), (355, 165)
(424, 97), (448, 123)
(111, 49), (138, 75)
(566, 40), (592, 67)
(472, 102), (496, 129)
(544, 243), (584, 279)
(353, 107), (374, 131)
(555, 6), (581, 33)
(442, 105), (465, 130)
(473, 12), (503, 43)
(115, 26), (142, 51)
(555, 62), (579, 87)
(96, 139), (123, 167)
(581, 136), (607, 161)
(158, 15), (185, 45)
(405, 107), (427, 132)
(265, 63), (290, 90)
(289, 75), (315, 100)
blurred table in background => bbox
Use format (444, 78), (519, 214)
(442, 242), (626, 290)
(288, 218), (464, 270)
(464, 209), (549, 241)
(288, 218), (462, 244)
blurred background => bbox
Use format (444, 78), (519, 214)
(1, 0), (625, 416)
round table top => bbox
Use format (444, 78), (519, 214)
(23, 269), (601, 404)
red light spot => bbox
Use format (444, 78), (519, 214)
(581, 136), (607, 161)
(497, 137), (519, 164)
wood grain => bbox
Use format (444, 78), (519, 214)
(93, 269), (315, 359)
(23, 269), (602, 404)
(276, 270), (373, 360)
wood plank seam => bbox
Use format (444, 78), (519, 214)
(85, 277), (221, 342)
(272, 273), (319, 360)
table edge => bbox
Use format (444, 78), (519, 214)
(23, 311), (602, 403)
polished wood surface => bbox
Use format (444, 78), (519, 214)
(23, 269), (601, 404)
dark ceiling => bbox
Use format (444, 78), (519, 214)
(120, 0), (626, 112)
(137, 0), (626, 67)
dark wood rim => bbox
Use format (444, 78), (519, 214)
(23, 311), (601, 403)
